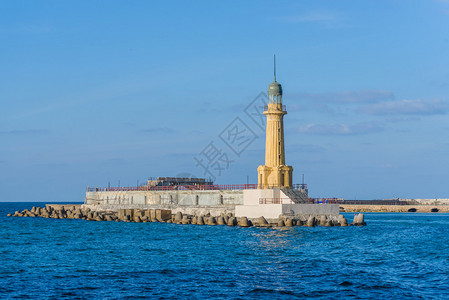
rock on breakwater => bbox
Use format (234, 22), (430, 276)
(8, 205), (364, 228)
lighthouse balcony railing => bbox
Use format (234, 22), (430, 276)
(264, 105), (286, 112)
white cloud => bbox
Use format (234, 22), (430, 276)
(299, 121), (384, 135)
(358, 99), (449, 115)
(293, 90), (394, 104)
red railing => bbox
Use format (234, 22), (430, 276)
(335, 200), (409, 205)
(87, 184), (259, 192)
(309, 198), (340, 204)
(87, 183), (308, 193)
(259, 198), (339, 204)
(254, 184), (307, 189)
(259, 198), (294, 204)
(308, 199), (412, 205)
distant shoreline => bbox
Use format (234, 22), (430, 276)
(341, 204), (449, 213)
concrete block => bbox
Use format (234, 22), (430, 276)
(135, 210), (145, 218)
(238, 217), (249, 227)
(125, 209), (134, 219)
(156, 209), (171, 221)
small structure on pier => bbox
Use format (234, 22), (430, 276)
(146, 177), (213, 188)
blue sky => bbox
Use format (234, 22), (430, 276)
(1, 0), (449, 201)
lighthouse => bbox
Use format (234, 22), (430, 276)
(257, 56), (293, 189)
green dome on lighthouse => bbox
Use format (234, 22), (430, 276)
(268, 80), (282, 96)
(268, 55), (282, 104)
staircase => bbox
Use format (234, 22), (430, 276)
(281, 188), (309, 204)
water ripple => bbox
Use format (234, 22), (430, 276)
(1, 204), (449, 299)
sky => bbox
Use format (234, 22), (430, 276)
(1, 0), (449, 201)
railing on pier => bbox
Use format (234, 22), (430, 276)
(293, 184), (307, 190)
(259, 198), (294, 204)
(87, 183), (308, 193)
(88, 184), (259, 192)
(307, 198), (340, 204)
(259, 198), (324, 204)
(259, 198), (430, 205)
(308, 199), (411, 205)
(257, 184), (307, 190)
(335, 199), (410, 205)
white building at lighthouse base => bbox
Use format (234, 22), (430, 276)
(235, 188), (339, 219)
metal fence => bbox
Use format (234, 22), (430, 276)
(88, 184), (258, 192)
(259, 198), (333, 204)
(331, 200), (409, 205)
(87, 183), (308, 192)
(259, 198), (293, 204)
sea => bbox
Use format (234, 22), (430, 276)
(1, 202), (448, 299)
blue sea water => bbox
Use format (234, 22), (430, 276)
(1, 202), (449, 299)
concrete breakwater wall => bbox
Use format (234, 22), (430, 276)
(341, 205), (449, 213)
(84, 188), (322, 219)
(85, 189), (244, 207)
(7, 205), (366, 227)
(82, 204), (235, 218)
(405, 199), (449, 205)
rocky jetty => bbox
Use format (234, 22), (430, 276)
(8, 205), (365, 228)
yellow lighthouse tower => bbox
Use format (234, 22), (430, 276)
(257, 56), (293, 189)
